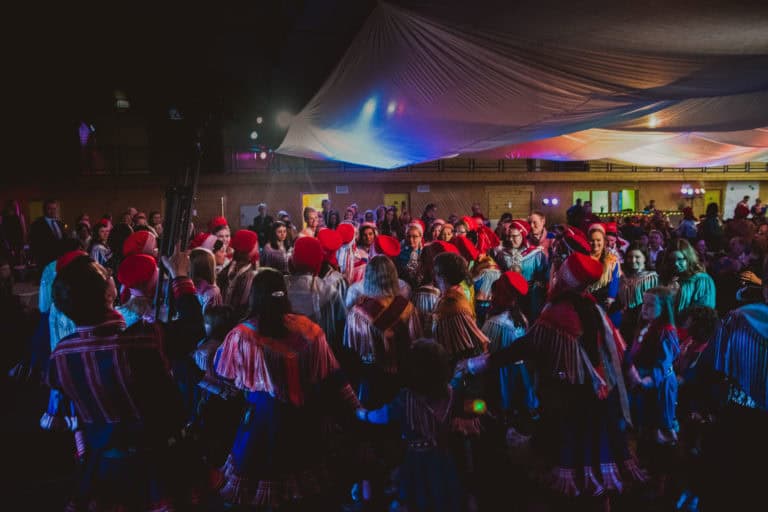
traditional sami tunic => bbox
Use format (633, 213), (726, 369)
(337, 241), (366, 284)
(323, 268), (349, 304)
(482, 312), (538, 413)
(195, 279), (222, 314)
(364, 388), (463, 512)
(396, 245), (423, 290)
(261, 243), (291, 274)
(434, 287), (489, 364)
(473, 257), (501, 326)
(411, 284), (442, 338)
(345, 278), (412, 309)
(674, 272), (716, 315)
(218, 261), (258, 318)
(215, 314), (359, 507)
(617, 271), (659, 344)
(487, 296), (642, 497)
(285, 273), (347, 349)
(344, 295), (421, 407)
(39, 261), (78, 432)
(493, 245), (548, 320)
(588, 253), (621, 317)
(47, 277), (205, 511)
(628, 324), (680, 431)
(710, 303), (768, 410)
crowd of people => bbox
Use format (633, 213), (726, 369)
(1, 195), (767, 511)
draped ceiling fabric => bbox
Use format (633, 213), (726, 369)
(277, 0), (768, 169)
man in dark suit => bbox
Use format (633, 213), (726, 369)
(249, 203), (273, 245)
(29, 198), (66, 267)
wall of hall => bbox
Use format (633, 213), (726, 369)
(1, 173), (759, 231)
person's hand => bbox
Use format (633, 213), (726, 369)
(161, 243), (190, 279)
(640, 376), (654, 389)
(739, 270), (761, 285)
(355, 408), (368, 422)
(467, 354), (490, 375)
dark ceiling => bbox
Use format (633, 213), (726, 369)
(10, 0), (377, 171)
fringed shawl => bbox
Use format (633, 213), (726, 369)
(323, 269), (348, 303)
(434, 287), (489, 358)
(215, 314), (339, 407)
(711, 304), (768, 410)
(474, 267), (501, 302)
(412, 285), (441, 338)
(343, 295), (421, 373)
(676, 271), (716, 313)
(285, 274), (347, 348)
(618, 271), (658, 310)
(532, 301), (631, 423)
(222, 262), (258, 309)
(482, 312), (527, 354)
(401, 387), (454, 445)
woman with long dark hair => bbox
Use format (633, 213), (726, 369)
(215, 268), (360, 508)
(260, 220), (293, 274)
(617, 242), (659, 345)
(659, 238), (715, 315)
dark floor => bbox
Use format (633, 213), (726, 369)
(4, 373), (766, 511)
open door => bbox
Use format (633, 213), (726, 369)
(383, 193), (409, 215)
(704, 189), (721, 212)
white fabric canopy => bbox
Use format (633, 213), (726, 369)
(277, 0), (768, 168)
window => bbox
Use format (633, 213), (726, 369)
(574, 189), (637, 212)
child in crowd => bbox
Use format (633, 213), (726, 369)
(627, 287), (681, 445)
(355, 340), (464, 512)
(192, 305), (241, 467)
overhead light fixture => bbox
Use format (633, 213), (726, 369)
(276, 111), (293, 129)
(542, 197), (559, 206)
(114, 90), (130, 111)
(250, 130), (259, 140)
(256, 116), (263, 125)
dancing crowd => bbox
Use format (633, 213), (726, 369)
(1, 195), (767, 511)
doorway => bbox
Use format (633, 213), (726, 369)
(301, 193), (329, 229)
(704, 189), (721, 212)
(383, 193), (409, 215)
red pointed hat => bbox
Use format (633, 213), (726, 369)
(491, 270), (529, 308)
(189, 232), (218, 251)
(430, 240), (460, 255)
(502, 270), (529, 296)
(410, 219), (425, 236)
(375, 234), (402, 258)
(317, 228), (343, 266)
(56, 250), (88, 272)
(208, 216), (229, 232)
(451, 234), (480, 262)
(123, 230), (157, 257)
(553, 252), (603, 293)
(317, 228), (343, 253)
(603, 222), (618, 236)
(230, 230), (259, 257)
(292, 236), (324, 275)
(117, 254), (158, 291)
(460, 216), (479, 232)
(562, 226), (591, 255)
(337, 222), (356, 244)
(509, 219), (531, 237)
